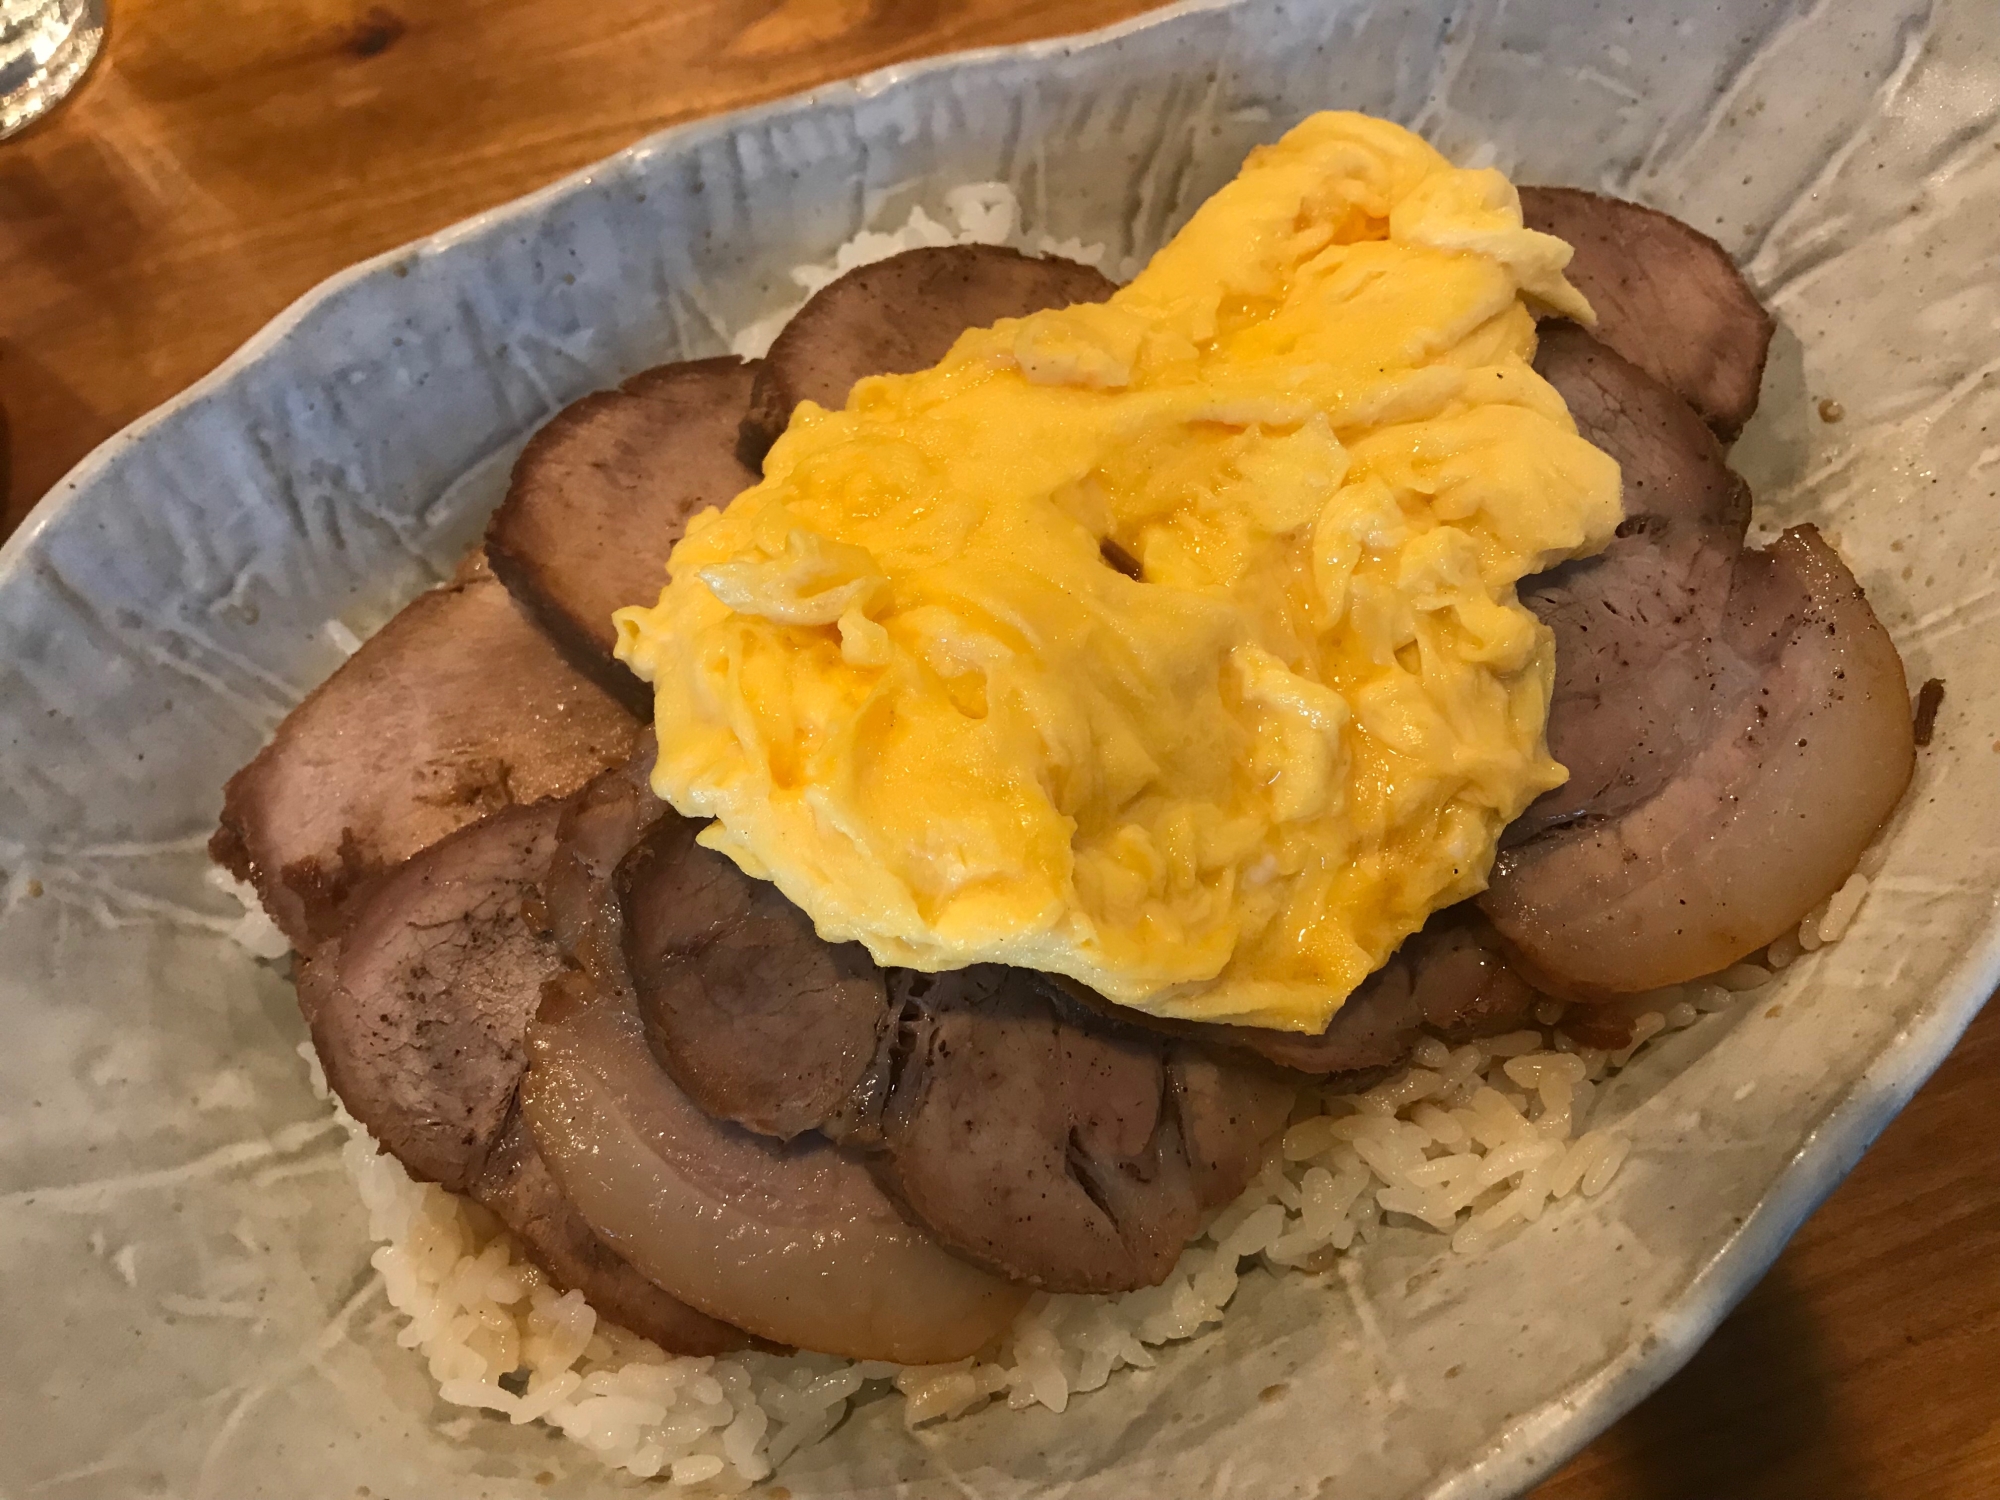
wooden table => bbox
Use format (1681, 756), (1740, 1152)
(4, 3), (1994, 1494)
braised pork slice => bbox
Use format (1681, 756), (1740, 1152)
(870, 967), (1295, 1295)
(1520, 185), (1773, 440)
(210, 574), (635, 950)
(472, 1111), (748, 1356)
(1512, 323), (1751, 843)
(550, 751), (1291, 1297)
(295, 801), (743, 1354)
(1053, 912), (1536, 1079)
(526, 760), (1028, 1363)
(556, 756), (898, 1145)
(1484, 525), (1915, 994)
(524, 972), (1029, 1365)
(485, 358), (761, 708)
(619, 816), (892, 1141)
(296, 801), (566, 1190)
(737, 245), (1118, 466)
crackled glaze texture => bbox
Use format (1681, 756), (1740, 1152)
(2, 1), (1997, 1496)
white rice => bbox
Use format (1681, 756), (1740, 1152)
(323, 617), (365, 657)
(230, 186), (1885, 1484)
(205, 864), (292, 961)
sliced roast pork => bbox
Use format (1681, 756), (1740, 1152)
(871, 967), (1296, 1294)
(617, 815), (893, 1142)
(1055, 911), (1536, 1079)
(556, 752), (1293, 1299)
(524, 977), (1029, 1365)
(295, 800), (743, 1355)
(526, 758), (1028, 1362)
(296, 801), (565, 1192)
(1520, 185), (1774, 441)
(737, 244), (1118, 466)
(210, 573), (636, 950)
(485, 358), (762, 707)
(1486, 524), (1915, 994)
(1512, 322), (1751, 843)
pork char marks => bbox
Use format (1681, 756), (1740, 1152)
(210, 573), (636, 951)
(736, 244), (1118, 466)
(1520, 185), (1774, 440)
(295, 801), (743, 1354)
(485, 357), (762, 708)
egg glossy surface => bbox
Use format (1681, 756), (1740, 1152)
(618, 112), (1621, 1032)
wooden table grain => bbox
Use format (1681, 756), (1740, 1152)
(3, 4), (1994, 1495)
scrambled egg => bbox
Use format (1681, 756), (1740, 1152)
(616, 112), (1622, 1032)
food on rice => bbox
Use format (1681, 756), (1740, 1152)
(486, 357), (763, 712)
(207, 107), (1917, 1489)
(736, 244), (1117, 467)
(208, 568), (633, 950)
(618, 111), (1625, 1034)
(1516, 185), (1774, 440)
(312, 929), (1818, 1485)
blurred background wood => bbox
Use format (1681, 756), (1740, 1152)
(1, 3), (1993, 1495)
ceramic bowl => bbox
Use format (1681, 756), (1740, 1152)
(3, 1), (1996, 1495)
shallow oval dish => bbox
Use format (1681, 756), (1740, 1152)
(2, 1), (1996, 1495)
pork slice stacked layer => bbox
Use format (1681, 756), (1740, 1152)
(215, 204), (1914, 1363)
(1486, 330), (1913, 996)
(485, 356), (763, 710)
(607, 778), (1295, 1296)
(209, 570), (636, 951)
(735, 244), (1119, 466)
(296, 799), (744, 1353)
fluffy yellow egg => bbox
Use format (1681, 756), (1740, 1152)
(615, 111), (1622, 1033)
